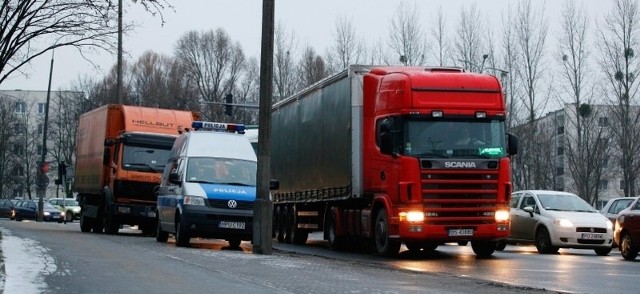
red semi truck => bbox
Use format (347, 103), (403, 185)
(270, 65), (518, 257)
(74, 104), (199, 235)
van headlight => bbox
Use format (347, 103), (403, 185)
(183, 196), (205, 206)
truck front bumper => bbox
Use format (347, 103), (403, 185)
(397, 222), (510, 242)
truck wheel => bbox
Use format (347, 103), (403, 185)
(80, 214), (92, 232)
(290, 205), (308, 245)
(156, 217), (168, 242)
(495, 240), (507, 251)
(327, 210), (346, 251)
(103, 209), (119, 235)
(175, 215), (190, 247)
(471, 240), (497, 257)
(405, 241), (422, 252)
(374, 208), (400, 257)
(228, 238), (241, 249)
(275, 206), (285, 242)
(283, 206), (293, 244)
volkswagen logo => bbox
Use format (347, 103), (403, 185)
(227, 200), (238, 209)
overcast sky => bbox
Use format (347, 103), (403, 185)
(1, 0), (611, 91)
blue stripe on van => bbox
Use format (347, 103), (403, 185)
(199, 183), (256, 201)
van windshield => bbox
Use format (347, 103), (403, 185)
(186, 157), (257, 186)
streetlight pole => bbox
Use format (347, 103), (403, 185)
(253, 0), (275, 255)
(116, 0), (123, 104)
(37, 50), (55, 222)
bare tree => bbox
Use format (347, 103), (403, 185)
(0, 94), (19, 198)
(273, 22), (298, 103)
(454, 3), (487, 72)
(298, 46), (327, 88)
(597, 0), (640, 197)
(500, 3), (524, 131)
(0, 0), (171, 87)
(174, 28), (246, 121)
(233, 57), (260, 125)
(388, 1), (428, 66)
(430, 6), (449, 66)
(326, 14), (365, 73)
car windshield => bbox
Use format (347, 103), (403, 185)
(38, 202), (57, 210)
(538, 193), (596, 212)
(63, 199), (79, 206)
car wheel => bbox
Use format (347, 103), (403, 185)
(620, 232), (639, 261)
(65, 211), (73, 223)
(495, 240), (508, 251)
(535, 227), (559, 254)
(156, 217), (168, 243)
(374, 208), (401, 257)
(175, 215), (190, 247)
(471, 240), (497, 257)
(595, 246), (612, 256)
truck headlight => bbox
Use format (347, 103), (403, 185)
(495, 210), (510, 222)
(184, 196), (205, 206)
(399, 211), (424, 222)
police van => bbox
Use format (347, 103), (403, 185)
(155, 121), (259, 248)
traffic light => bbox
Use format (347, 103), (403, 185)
(224, 93), (233, 116)
(58, 161), (67, 179)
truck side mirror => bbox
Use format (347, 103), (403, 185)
(169, 172), (182, 185)
(506, 133), (518, 156)
(103, 148), (111, 165)
(270, 179), (280, 190)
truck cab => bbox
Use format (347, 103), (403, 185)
(155, 121), (257, 248)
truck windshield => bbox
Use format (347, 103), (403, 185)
(122, 145), (172, 172)
(186, 157), (257, 186)
(403, 119), (506, 158)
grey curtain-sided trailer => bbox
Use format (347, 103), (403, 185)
(270, 65), (369, 204)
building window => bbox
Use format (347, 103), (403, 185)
(556, 167), (564, 176)
(13, 123), (24, 133)
(14, 101), (26, 113)
(38, 103), (46, 114)
(620, 180), (625, 190)
(557, 147), (564, 155)
(37, 123), (43, 135)
(598, 117), (609, 127)
(37, 144), (42, 155)
(603, 157), (609, 168)
(598, 180), (609, 190)
(557, 126), (564, 134)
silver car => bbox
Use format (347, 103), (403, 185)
(502, 190), (614, 255)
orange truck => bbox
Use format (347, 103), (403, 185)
(74, 104), (199, 235)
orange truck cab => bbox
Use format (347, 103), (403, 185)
(74, 104), (198, 235)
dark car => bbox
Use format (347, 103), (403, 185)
(13, 199), (64, 223)
(0, 199), (15, 219)
(614, 197), (640, 260)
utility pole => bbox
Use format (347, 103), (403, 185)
(253, 0), (275, 255)
(116, 0), (123, 104)
(37, 51), (54, 221)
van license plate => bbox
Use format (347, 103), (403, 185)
(219, 221), (245, 229)
(448, 229), (474, 236)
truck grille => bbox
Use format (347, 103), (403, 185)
(114, 180), (157, 202)
(207, 199), (254, 210)
(421, 170), (499, 225)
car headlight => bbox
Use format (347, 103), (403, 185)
(399, 211), (424, 222)
(606, 220), (613, 230)
(44, 212), (50, 216)
(183, 195), (205, 206)
(553, 218), (574, 227)
(73, 207), (81, 213)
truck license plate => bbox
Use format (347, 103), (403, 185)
(219, 221), (245, 229)
(581, 233), (604, 240)
(448, 229), (474, 237)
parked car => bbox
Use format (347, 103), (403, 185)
(48, 198), (81, 222)
(13, 199), (64, 223)
(614, 197), (640, 260)
(500, 190), (613, 255)
(601, 197), (638, 225)
(0, 199), (15, 219)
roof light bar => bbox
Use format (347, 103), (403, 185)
(191, 121), (246, 134)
